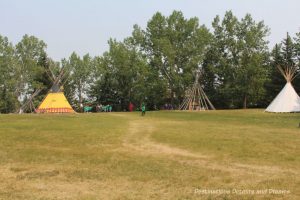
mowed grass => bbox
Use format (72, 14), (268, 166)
(148, 110), (300, 167)
(0, 110), (299, 199)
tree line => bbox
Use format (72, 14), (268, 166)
(0, 11), (300, 113)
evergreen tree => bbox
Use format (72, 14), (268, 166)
(292, 32), (300, 93)
(265, 44), (285, 104)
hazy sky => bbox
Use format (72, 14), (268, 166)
(1, 0), (300, 61)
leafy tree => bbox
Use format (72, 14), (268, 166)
(90, 39), (160, 110)
(34, 52), (60, 104)
(0, 35), (19, 113)
(15, 34), (48, 111)
(2, 11), (300, 112)
(236, 14), (270, 108)
(60, 58), (76, 107)
(131, 11), (212, 107)
(203, 12), (240, 108)
(62, 52), (92, 111)
(203, 11), (270, 108)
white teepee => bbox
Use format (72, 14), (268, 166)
(266, 65), (300, 113)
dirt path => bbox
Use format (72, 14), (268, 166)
(123, 120), (208, 159)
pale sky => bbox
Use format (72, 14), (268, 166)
(1, 0), (300, 61)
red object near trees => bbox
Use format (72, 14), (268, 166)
(129, 102), (134, 112)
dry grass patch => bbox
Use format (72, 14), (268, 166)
(0, 110), (299, 199)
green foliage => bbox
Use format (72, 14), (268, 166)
(266, 32), (300, 104)
(294, 32), (300, 92)
(15, 34), (49, 111)
(203, 11), (270, 108)
(90, 39), (162, 110)
(131, 11), (212, 107)
(1, 11), (300, 112)
(15, 34), (47, 91)
(0, 35), (19, 113)
(62, 52), (92, 111)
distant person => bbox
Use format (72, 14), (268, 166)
(129, 102), (134, 112)
(141, 103), (146, 116)
(109, 105), (112, 112)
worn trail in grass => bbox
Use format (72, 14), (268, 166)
(0, 110), (299, 199)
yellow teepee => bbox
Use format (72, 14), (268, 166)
(18, 66), (75, 114)
(36, 92), (75, 113)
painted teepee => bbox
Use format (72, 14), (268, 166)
(266, 65), (300, 113)
(180, 69), (215, 111)
(36, 69), (75, 113)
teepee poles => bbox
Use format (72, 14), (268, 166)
(180, 69), (215, 111)
(200, 86), (216, 110)
(17, 88), (42, 114)
(277, 65), (298, 82)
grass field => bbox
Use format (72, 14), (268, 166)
(0, 110), (299, 199)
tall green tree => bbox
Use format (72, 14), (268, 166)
(15, 34), (48, 111)
(131, 11), (212, 107)
(265, 44), (285, 104)
(203, 11), (270, 108)
(0, 35), (19, 113)
(203, 12), (241, 108)
(90, 39), (160, 110)
(62, 52), (92, 111)
(236, 14), (270, 108)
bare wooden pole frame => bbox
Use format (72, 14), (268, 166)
(179, 69), (215, 111)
